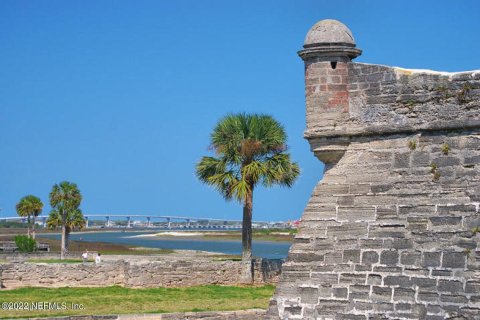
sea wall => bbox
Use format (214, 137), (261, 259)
(0, 258), (282, 289)
(267, 20), (480, 320)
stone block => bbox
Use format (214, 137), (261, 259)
(299, 286), (319, 304)
(400, 252), (421, 266)
(304, 204), (337, 220)
(380, 250), (399, 266)
(359, 239), (385, 249)
(437, 204), (477, 215)
(438, 279), (463, 293)
(335, 314), (367, 320)
(369, 225), (406, 239)
(395, 303), (411, 311)
(464, 155), (480, 166)
(422, 252), (441, 267)
(339, 273), (366, 285)
(393, 152), (410, 168)
(393, 288), (415, 302)
(343, 250), (361, 263)
(371, 286), (392, 302)
(411, 277), (436, 288)
(349, 184), (371, 194)
(373, 266), (403, 273)
(442, 252), (466, 268)
(327, 223), (369, 239)
(376, 206), (398, 220)
(440, 294), (468, 304)
(354, 264), (372, 272)
(284, 306), (302, 316)
(314, 299), (350, 315)
(310, 272), (338, 284)
(398, 205), (436, 216)
(316, 184), (350, 196)
(425, 304), (443, 315)
(349, 284), (371, 300)
(337, 206), (376, 222)
(403, 267), (429, 277)
(352, 301), (372, 312)
(432, 156), (460, 167)
(406, 216), (428, 232)
(367, 274), (382, 286)
(412, 151), (430, 166)
(383, 276), (412, 287)
(333, 287), (348, 299)
(465, 280), (480, 293)
(371, 183), (393, 193)
(325, 251), (343, 264)
(429, 216), (462, 226)
(417, 291), (439, 303)
(362, 251), (379, 264)
(431, 269), (451, 277)
(337, 196), (355, 205)
(390, 238), (414, 249)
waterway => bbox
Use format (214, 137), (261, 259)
(39, 231), (292, 259)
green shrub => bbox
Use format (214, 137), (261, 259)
(408, 140), (417, 150)
(441, 143), (450, 155)
(14, 235), (37, 252)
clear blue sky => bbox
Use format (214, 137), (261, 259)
(1, 0), (479, 222)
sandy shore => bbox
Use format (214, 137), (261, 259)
(125, 231), (231, 238)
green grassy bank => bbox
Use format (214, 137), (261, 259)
(0, 285), (275, 319)
(0, 233), (174, 255)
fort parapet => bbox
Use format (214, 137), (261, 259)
(267, 19), (480, 319)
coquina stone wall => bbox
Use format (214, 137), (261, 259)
(25, 309), (267, 320)
(0, 258), (281, 289)
(267, 20), (480, 319)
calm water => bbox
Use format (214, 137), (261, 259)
(39, 231), (292, 259)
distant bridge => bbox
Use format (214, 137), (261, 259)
(0, 214), (277, 229)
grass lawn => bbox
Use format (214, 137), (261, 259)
(0, 285), (275, 319)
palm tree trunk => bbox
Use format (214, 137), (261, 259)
(242, 188), (253, 261)
(32, 216), (36, 240)
(65, 230), (70, 253)
(61, 209), (66, 260)
(27, 214), (31, 238)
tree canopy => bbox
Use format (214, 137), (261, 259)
(196, 113), (299, 262)
(15, 195), (43, 238)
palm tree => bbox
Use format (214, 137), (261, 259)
(196, 113), (300, 261)
(47, 208), (85, 251)
(49, 181), (83, 259)
(16, 195), (43, 239)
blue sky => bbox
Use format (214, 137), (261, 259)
(1, 0), (479, 222)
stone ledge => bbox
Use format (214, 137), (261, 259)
(24, 309), (266, 320)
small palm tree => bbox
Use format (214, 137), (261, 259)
(47, 208), (85, 250)
(196, 113), (300, 261)
(16, 195), (43, 239)
(49, 181), (83, 259)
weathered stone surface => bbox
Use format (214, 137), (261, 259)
(267, 18), (480, 320)
(25, 309), (267, 320)
(0, 257), (281, 289)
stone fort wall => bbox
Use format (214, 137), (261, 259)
(267, 20), (480, 319)
(0, 258), (281, 289)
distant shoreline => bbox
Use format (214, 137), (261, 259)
(2, 228), (295, 243)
